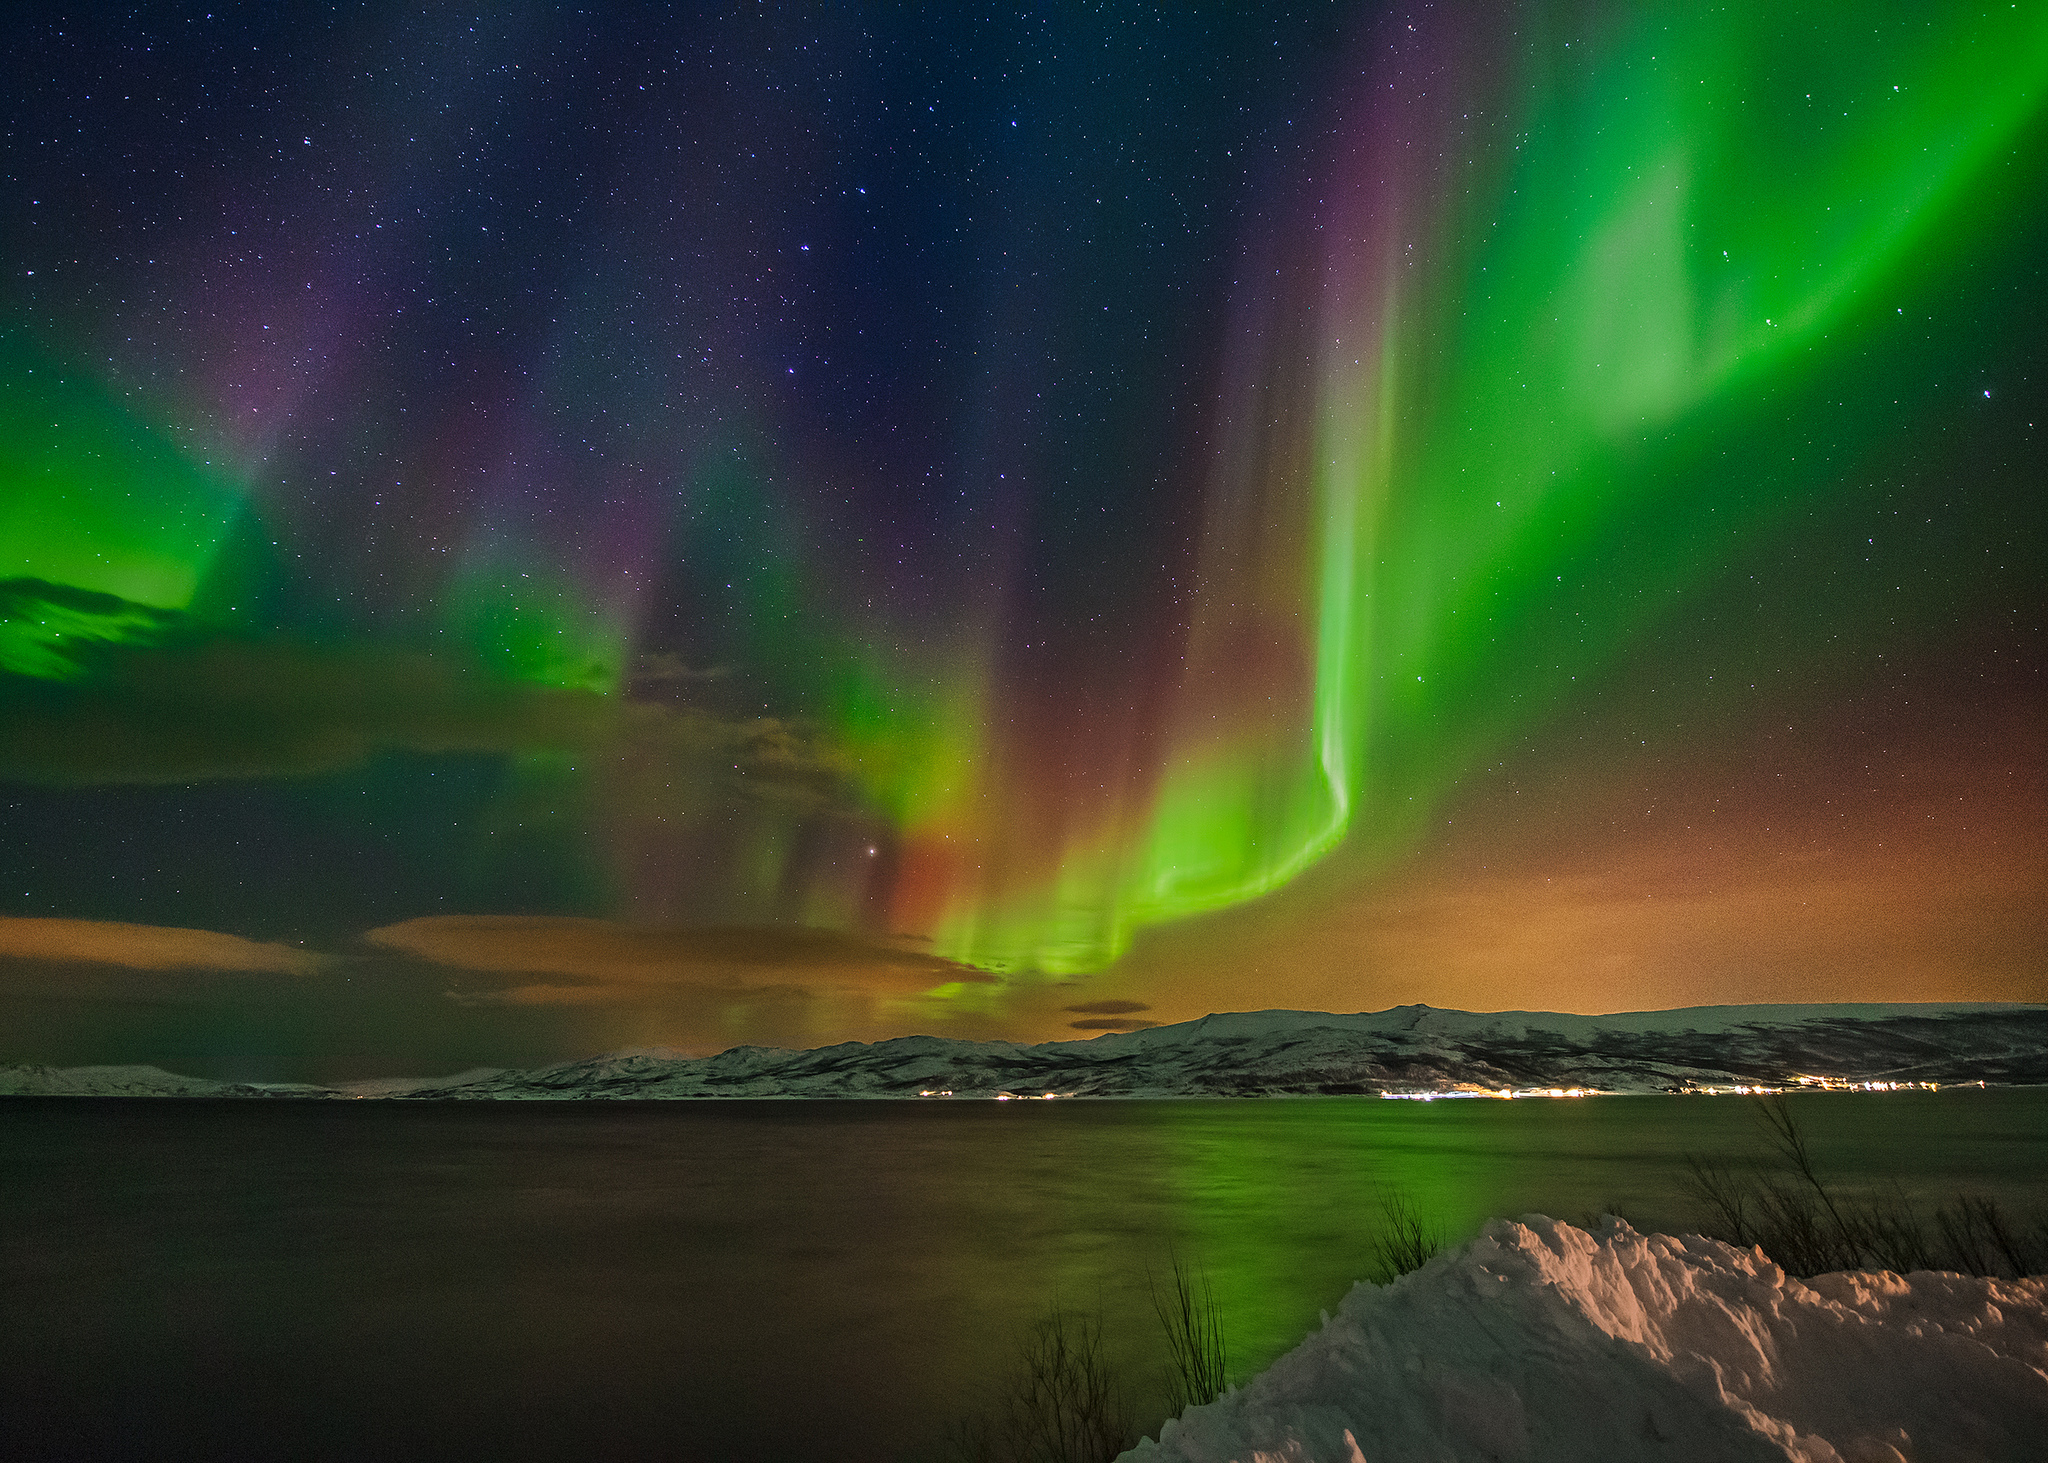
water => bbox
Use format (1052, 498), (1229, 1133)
(3, 1091), (2043, 1462)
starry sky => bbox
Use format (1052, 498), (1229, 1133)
(2, 2), (2043, 1079)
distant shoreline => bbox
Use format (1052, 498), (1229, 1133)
(8, 1001), (2044, 1098)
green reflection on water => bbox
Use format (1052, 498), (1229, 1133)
(994, 1091), (2048, 1402)
(1146, 1101), (1494, 1369)
(7, 1091), (2043, 1462)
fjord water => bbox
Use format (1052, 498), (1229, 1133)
(4, 1093), (2044, 1462)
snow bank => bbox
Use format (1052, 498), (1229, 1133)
(1128, 1217), (2048, 1463)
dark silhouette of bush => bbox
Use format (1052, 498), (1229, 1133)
(1152, 1255), (1226, 1420)
(1684, 1095), (2047, 1279)
(1369, 1191), (1445, 1283)
(940, 1305), (1131, 1463)
(938, 1191), (1462, 1459)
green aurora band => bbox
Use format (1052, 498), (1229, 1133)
(3, 2), (2044, 997)
(926, 2), (2048, 975)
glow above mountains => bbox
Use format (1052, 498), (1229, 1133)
(2, 2), (2043, 1056)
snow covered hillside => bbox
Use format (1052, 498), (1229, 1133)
(1, 1002), (2042, 1098)
(1127, 1216), (2048, 1463)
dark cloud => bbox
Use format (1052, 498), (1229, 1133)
(1062, 999), (1150, 1015)
(0, 577), (183, 680)
(606, 703), (856, 814)
(0, 914), (1016, 1081)
(1068, 1018), (1160, 1032)
(0, 938), (585, 1081)
(0, 583), (856, 802)
(627, 652), (732, 685)
(366, 915), (996, 1005)
(0, 627), (606, 784)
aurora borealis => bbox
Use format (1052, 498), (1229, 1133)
(3, 3), (2043, 1075)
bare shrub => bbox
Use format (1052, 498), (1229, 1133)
(942, 1305), (1131, 1463)
(1936, 1194), (2045, 1280)
(1370, 1191), (1444, 1283)
(1682, 1155), (1759, 1250)
(1151, 1254), (1226, 1419)
(1683, 1097), (2046, 1280)
(1015, 1306), (1130, 1463)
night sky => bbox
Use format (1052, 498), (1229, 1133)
(3, 2), (2043, 1080)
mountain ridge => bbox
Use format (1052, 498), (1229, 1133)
(3, 1001), (2042, 1098)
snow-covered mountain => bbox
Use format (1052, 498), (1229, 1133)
(3, 1002), (2042, 1098)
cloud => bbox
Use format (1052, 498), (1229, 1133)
(0, 629), (609, 784)
(606, 703), (855, 812)
(0, 577), (182, 679)
(1062, 999), (1150, 1015)
(364, 915), (994, 1005)
(0, 584), (856, 803)
(1068, 1017), (1160, 1032)
(0, 916), (325, 975)
(628, 651), (732, 684)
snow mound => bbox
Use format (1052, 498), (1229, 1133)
(1128, 1217), (2048, 1463)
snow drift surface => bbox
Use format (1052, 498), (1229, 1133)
(1128, 1217), (2048, 1463)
